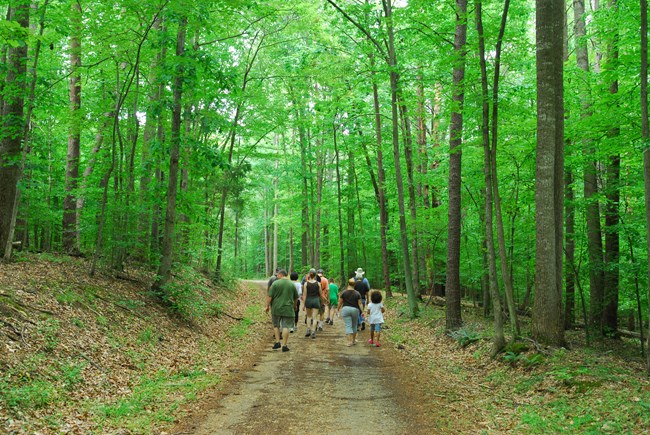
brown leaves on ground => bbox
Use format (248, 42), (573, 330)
(0, 253), (264, 434)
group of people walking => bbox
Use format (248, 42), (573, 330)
(265, 267), (385, 352)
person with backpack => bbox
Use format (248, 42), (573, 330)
(266, 269), (299, 352)
(353, 268), (370, 331)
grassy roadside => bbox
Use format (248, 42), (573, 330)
(384, 294), (650, 434)
(0, 253), (267, 434)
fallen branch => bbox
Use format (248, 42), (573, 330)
(222, 312), (244, 321)
(75, 351), (108, 374)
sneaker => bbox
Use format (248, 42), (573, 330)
(317, 325), (323, 332)
(368, 339), (374, 344)
(374, 343), (381, 347)
(311, 332), (316, 339)
(272, 342), (281, 350)
(282, 346), (290, 352)
(361, 322), (366, 330)
(326, 317), (330, 323)
(289, 328), (294, 333)
(329, 319), (334, 325)
(305, 329), (312, 337)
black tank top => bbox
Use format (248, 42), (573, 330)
(305, 281), (321, 298)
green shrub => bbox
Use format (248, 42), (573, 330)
(2, 380), (58, 409)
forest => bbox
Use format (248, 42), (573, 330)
(2, 0), (650, 372)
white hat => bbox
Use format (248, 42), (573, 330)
(355, 268), (365, 275)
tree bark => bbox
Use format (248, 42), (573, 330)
(603, 0), (620, 336)
(371, 60), (392, 297)
(574, 0), (605, 337)
(0, 2), (29, 261)
(153, 16), (187, 291)
(445, 0), (468, 329)
(532, 0), (566, 347)
(62, 0), (82, 255)
(383, 0), (417, 316)
(639, 0), (650, 373)
(476, 0), (505, 352)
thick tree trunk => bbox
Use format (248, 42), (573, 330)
(563, 6), (576, 330)
(532, 0), (566, 347)
(445, 0), (468, 329)
(62, 0), (82, 254)
(0, 2), (29, 261)
(153, 17), (187, 291)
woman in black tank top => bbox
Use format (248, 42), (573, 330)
(302, 270), (321, 338)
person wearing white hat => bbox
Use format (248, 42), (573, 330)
(353, 268), (371, 330)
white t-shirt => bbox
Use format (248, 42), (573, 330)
(367, 302), (384, 324)
(293, 281), (303, 297)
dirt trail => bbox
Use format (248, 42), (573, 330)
(173, 281), (442, 434)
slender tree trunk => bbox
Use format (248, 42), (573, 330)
(603, 0), (620, 336)
(445, 0), (468, 329)
(346, 150), (356, 274)
(315, 141), (324, 268)
(371, 61), (392, 297)
(0, 2), (29, 260)
(299, 118), (309, 268)
(399, 101), (422, 298)
(153, 16), (187, 291)
(63, 0), (82, 254)
(532, 0), (566, 347)
(488, 0), (519, 337)
(273, 160), (279, 273)
(383, 0), (417, 316)
(333, 124), (346, 284)
(639, 0), (650, 374)
(476, 0), (505, 352)
(574, 0), (605, 337)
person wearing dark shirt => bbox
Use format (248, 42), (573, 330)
(337, 279), (363, 346)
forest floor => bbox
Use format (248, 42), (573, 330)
(1, 253), (650, 434)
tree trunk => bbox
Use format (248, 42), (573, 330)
(639, 0), (650, 373)
(399, 101), (422, 298)
(488, 0), (519, 337)
(445, 0), (468, 329)
(299, 117), (309, 268)
(563, 4), (576, 330)
(371, 60), (392, 298)
(62, 0), (82, 255)
(384, 0), (417, 316)
(476, 0), (505, 353)
(532, 0), (566, 347)
(574, 0), (605, 337)
(153, 16), (187, 291)
(603, 0), (620, 336)
(333, 123), (346, 284)
(0, 2), (29, 261)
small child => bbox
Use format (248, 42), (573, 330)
(366, 290), (385, 347)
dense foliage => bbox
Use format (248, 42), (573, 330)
(1, 0), (650, 362)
